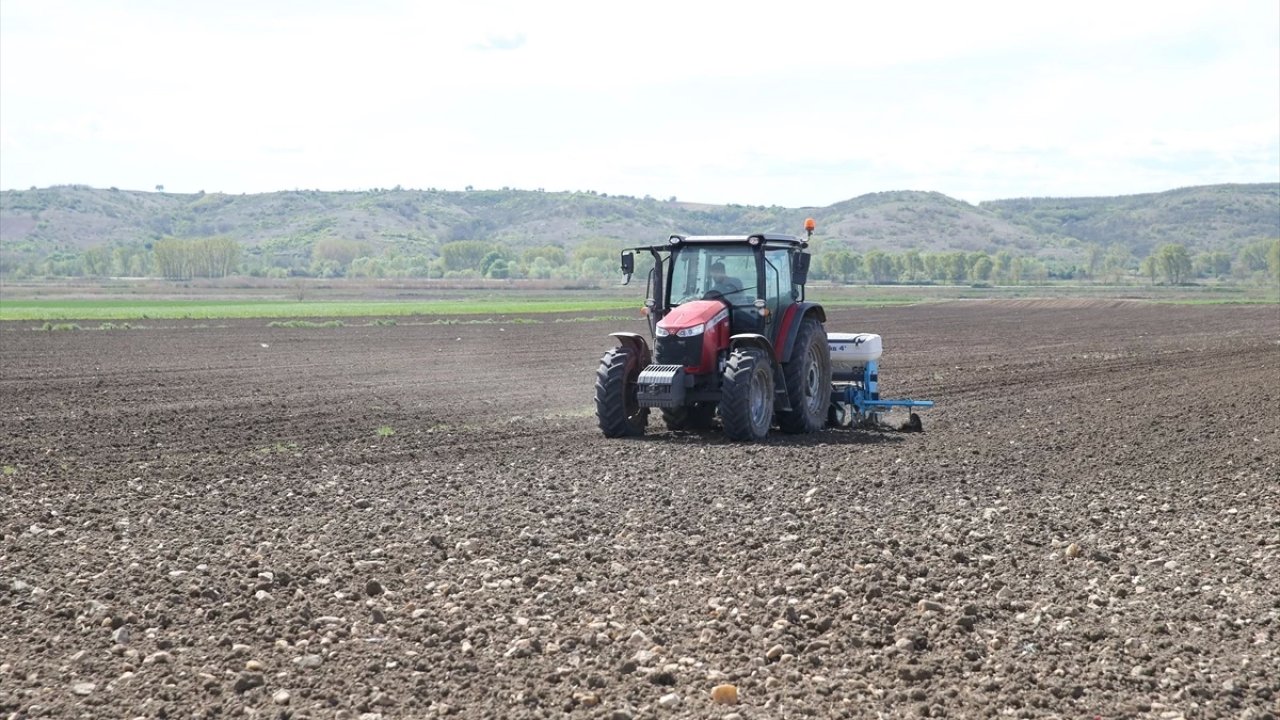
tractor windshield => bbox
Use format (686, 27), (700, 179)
(669, 245), (757, 307)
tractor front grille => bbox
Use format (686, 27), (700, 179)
(654, 335), (702, 369)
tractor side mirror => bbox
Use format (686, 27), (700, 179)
(620, 251), (635, 285)
(792, 252), (812, 286)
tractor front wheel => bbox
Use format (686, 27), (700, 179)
(720, 349), (773, 441)
(595, 347), (648, 437)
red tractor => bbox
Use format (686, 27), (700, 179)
(595, 225), (831, 441)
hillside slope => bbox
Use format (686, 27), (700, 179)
(1, 184), (1276, 267)
(982, 183), (1280, 260)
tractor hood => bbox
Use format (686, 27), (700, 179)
(657, 300), (728, 333)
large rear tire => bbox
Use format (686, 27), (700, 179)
(778, 317), (832, 434)
(720, 349), (773, 441)
(661, 403), (717, 431)
(595, 347), (648, 437)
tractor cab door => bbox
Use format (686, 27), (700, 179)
(644, 254), (665, 335)
(762, 248), (793, 343)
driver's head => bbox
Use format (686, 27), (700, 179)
(710, 262), (726, 281)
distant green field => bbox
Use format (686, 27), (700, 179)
(1, 282), (1272, 321)
(815, 282), (1279, 306)
(0, 298), (640, 321)
(0, 295), (944, 321)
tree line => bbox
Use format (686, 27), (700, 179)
(812, 240), (1279, 286)
(0, 236), (627, 281)
(2, 235), (1277, 286)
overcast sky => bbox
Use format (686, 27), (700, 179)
(1, 0), (1277, 207)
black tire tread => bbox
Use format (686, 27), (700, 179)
(595, 348), (647, 437)
(777, 317), (832, 434)
(720, 349), (772, 442)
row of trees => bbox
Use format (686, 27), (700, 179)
(812, 239), (1280, 286)
(152, 237), (241, 279)
(814, 248), (1044, 284)
(8, 237), (240, 280)
(3, 235), (1277, 286)
(2, 238), (595, 281)
(307, 239), (620, 280)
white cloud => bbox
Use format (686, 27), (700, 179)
(1, 0), (1276, 204)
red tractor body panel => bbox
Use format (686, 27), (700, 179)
(774, 304), (801, 362)
(656, 299), (724, 330)
(655, 300), (731, 375)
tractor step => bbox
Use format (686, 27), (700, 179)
(772, 364), (793, 412)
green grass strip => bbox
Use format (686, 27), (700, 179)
(3, 287), (1271, 322)
(1149, 297), (1279, 306)
(815, 296), (933, 308)
(0, 298), (639, 321)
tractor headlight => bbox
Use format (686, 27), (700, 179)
(656, 324), (704, 338)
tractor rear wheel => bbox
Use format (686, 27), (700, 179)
(720, 348), (773, 441)
(778, 317), (832, 434)
(661, 403), (717, 431)
(595, 347), (648, 437)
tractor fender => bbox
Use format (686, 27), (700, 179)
(729, 333), (776, 362)
(776, 303), (827, 364)
(608, 332), (652, 366)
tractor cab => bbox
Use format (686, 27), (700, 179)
(622, 233), (814, 345)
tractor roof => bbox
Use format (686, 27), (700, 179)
(627, 233), (808, 253)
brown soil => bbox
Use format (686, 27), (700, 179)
(2, 300), (1278, 719)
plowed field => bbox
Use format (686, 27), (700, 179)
(2, 300), (1278, 719)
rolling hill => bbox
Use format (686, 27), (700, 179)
(981, 183), (1280, 261)
(1, 183), (1276, 272)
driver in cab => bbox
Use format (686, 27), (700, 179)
(705, 262), (742, 299)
